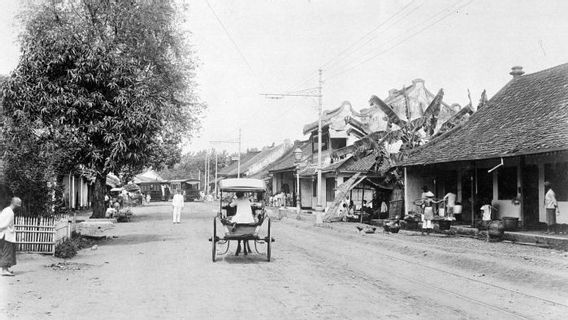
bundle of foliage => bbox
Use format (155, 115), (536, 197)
(1, 0), (204, 217)
(355, 90), (480, 189)
(116, 208), (133, 222)
(54, 238), (78, 259)
(54, 233), (99, 259)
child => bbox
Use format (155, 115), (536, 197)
(479, 198), (497, 230)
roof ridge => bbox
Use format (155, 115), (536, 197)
(401, 62), (568, 166)
(522, 62), (568, 77)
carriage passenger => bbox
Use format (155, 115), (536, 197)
(228, 191), (256, 256)
(229, 192), (255, 223)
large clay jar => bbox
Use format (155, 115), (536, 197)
(488, 220), (505, 238)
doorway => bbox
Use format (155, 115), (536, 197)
(522, 165), (540, 228)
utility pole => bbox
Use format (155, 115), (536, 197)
(209, 133), (241, 185)
(214, 150), (218, 197)
(260, 69), (324, 213)
(204, 151), (209, 194)
(316, 69), (323, 211)
(238, 128), (242, 178)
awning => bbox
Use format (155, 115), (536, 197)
(123, 183), (140, 191)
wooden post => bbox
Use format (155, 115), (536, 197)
(360, 186), (365, 223)
(518, 157), (524, 229)
(470, 173), (475, 227)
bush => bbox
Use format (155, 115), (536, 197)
(116, 208), (133, 222)
(54, 238), (78, 259)
(54, 234), (99, 259)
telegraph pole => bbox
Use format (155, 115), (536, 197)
(209, 132), (241, 187)
(214, 151), (218, 197)
(260, 70), (324, 212)
(316, 69), (323, 211)
(204, 150), (209, 194)
(238, 128), (242, 178)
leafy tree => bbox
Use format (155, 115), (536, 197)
(2, 0), (204, 217)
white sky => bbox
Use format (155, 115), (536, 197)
(2, 0), (568, 153)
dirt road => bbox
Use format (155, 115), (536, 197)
(2, 202), (568, 319)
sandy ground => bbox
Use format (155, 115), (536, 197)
(1, 201), (568, 320)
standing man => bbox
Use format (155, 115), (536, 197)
(544, 181), (559, 234)
(0, 197), (21, 276)
(172, 189), (185, 224)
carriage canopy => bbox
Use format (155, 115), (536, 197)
(219, 178), (266, 192)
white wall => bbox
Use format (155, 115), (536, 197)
(300, 179), (313, 208)
(491, 164), (522, 220)
(492, 200), (522, 219)
(404, 167), (436, 214)
(558, 202), (568, 224)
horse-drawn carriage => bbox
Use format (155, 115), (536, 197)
(209, 178), (274, 262)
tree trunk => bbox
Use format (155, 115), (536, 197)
(91, 174), (107, 218)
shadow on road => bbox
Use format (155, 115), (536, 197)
(220, 255), (272, 264)
(104, 233), (184, 246)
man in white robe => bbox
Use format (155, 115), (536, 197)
(172, 189), (185, 224)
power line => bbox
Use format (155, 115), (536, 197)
(204, 0), (256, 75)
(288, 0), (422, 92)
(326, 0), (474, 81)
(321, 1), (425, 76)
(321, 0), (421, 71)
(326, 0), (467, 79)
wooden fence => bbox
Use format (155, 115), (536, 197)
(15, 215), (70, 254)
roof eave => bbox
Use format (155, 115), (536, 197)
(401, 147), (568, 167)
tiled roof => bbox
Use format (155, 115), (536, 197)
(321, 156), (351, 173)
(219, 144), (290, 178)
(401, 63), (568, 166)
(267, 140), (311, 173)
(340, 154), (377, 172)
(218, 151), (260, 176)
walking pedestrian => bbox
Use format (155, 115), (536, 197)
(0, 197), (21, 276)
(172, 189), (184, 224)
(544, 181), (559, 234)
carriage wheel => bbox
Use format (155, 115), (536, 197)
(266, 218), (271, 262)
(212, 217), (217, 262)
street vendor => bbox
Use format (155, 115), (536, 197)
(421, 186), (435, 236)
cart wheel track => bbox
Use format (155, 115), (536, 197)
(281, 223), (567, 319)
